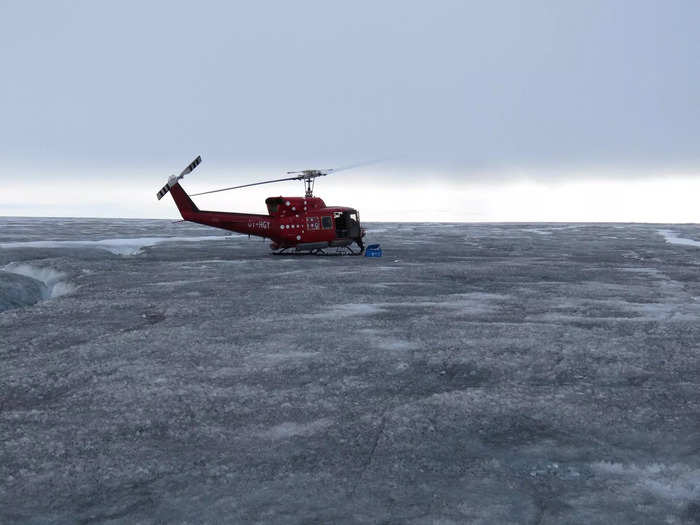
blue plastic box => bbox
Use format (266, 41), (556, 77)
(365, 244), (382, 257)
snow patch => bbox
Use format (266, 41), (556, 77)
(372, 337), (416, 351)
(309, 292), (504, 320)
(657, 229), (700, 248)
(628, 302), (700, 321)
(145, 278), (217, 287)
(3, 263), (75, 299)
(521, 228), (552, 235)
(190, 260), (250, 265)
(359, 329), (418, 351)
(255, 351), (320, 364)
(389, 292), (505, 314)
(0, 235), (227, 255)
(619, 267), (662, 275)
(592, 461), (700, 502)
(311, 303), (385, 318)
(262, 418), (332, 440)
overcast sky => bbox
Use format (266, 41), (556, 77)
(1, 1), (699, 221)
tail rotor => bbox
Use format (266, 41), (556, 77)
(156, 155), (202, 200)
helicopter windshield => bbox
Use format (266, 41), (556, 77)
(265, 197), (284, 215)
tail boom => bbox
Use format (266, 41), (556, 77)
(170, 183), (275, 238)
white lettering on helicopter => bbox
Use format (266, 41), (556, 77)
(248, 220), (270, 230)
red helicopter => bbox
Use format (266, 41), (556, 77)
(157, 156), (366, 255)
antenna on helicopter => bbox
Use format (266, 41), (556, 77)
(189, 159), (384, 198)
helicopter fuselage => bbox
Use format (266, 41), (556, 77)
(169, 183), (364, 252)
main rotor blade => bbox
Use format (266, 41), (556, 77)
(328, 158), (386, 174)
(189, 175), (302, 197)
(286, 158), (386, 176)
(189, 158), (387, 197)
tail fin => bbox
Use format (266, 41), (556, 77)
(169, 183), (200, 217)
(156, 156), (202, 200)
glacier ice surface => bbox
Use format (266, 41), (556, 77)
(1, 218), (700, 523)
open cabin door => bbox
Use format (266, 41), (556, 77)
(333, 210), (361, 239)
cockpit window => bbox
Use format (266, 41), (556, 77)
(266, 197), (284, 215)
(321, 216), (333, 229)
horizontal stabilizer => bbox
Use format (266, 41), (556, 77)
(156, 155), (202, 200)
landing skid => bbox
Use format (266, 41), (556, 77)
(272, 246), (363, 256)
